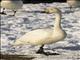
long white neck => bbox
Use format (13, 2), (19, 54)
(54, 12), (62, 31)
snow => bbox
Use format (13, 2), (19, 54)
(0, 2), (80, 60)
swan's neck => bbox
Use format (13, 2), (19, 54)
(54, 13), (62, 30)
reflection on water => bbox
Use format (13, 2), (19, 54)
(0, 54), (35, 60)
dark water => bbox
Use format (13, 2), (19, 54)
(0, 54), (35, 60)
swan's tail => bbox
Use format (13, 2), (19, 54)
(11, 39), (24, 47)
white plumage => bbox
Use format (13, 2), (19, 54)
(1, 0), (23, 15)
(67, 0), (80, 10)
(13, 7), (67, 55)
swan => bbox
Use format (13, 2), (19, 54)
(13, 7), (67, 55)
(0, 0), (23, 16)
(67, 0), (80, 11)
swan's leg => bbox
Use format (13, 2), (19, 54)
(36, 45), (60, 56)
(12, 10), (16, 16)
(36, 45), (44, 54)
(69, 6), (74, 12)
(69, 6), (73, 12)
(70, 6), (72, 11)
(0, 8), (6, 15)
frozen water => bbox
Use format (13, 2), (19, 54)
(0, 2), (80, 60)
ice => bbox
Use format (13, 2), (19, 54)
(0, 3), (80, 59)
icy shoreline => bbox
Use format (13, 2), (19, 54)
(0, 3), (80, 60)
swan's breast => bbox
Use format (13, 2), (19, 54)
(51, 30), (67, 43)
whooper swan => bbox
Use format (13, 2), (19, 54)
(0, 0), (23, 16)
(13, 7), (67, 55)
(67, 0), (80, 11)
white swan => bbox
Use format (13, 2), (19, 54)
(67, 0), (80, 10)
(1, 0), (23, 16)
(13, 7), (67, 55)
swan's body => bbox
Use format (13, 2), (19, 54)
(67, 0), (80, 10)
(14, 29), (66, 45)
(13, 7), (67, 55)
(1, 0), (23, 15)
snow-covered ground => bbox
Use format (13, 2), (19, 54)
(0, 3), (80, 60)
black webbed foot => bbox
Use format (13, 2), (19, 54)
(36, 45), (60, 56)
(44, 52), (60, 56)
(0, 12), (6, 15)
(36, 51), (60, 56)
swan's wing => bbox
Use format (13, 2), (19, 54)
(14, 29), (52, 45)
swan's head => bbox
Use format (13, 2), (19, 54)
(44, 7), (61, 14)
